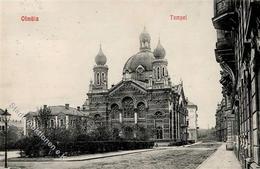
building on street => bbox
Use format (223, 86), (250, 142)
(212, 0), (260, 168)
(187, 101), (198, 143)
(24, 104), (92, 135)
(83, 28), (191, 144)
(215, 99), (228, 142)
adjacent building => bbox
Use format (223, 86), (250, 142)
(215, 99), (228, 142)
(187, 101), (198, 143)
(83, 28), (190, 143)
(212, 0), (260, 168)
(24, 104), (92, 135)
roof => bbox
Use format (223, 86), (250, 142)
(25, 105), (86, 117)
(123, 51), (155, 73)
(187, 101), (198, 110)
(109, 79), (148, 95)
(187, 101), (197, 106)
(0, 109), (5, 115)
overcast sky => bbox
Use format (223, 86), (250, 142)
(0, 0), (222, 129)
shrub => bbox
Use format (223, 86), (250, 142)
(18, 138), (154, 157)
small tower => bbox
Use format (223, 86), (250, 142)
(91, 45), (108, 91)
(139, 27), (151, 51)
(152, 39), (169, 88)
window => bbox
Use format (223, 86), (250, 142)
(122, 97), (134, 118)
(0, 126), (4, 131)
(27, 120), (32, 127)
(94, 114), (102, 125)
(97, 73), (100, 85)
(111, 104), (119, 119)
(162, 67), (167, 77)
(60, 119), (64, 127)
(137, 102), (145, 118)
(70, 120), (74, 126)
(35, 120), (39, 128)
(101, 72), (105, 82)
(155, 111), (163, 118)
(50, 119), (54, 128)
(157, 67), (160, 80)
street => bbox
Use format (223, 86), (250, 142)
(0, 142), (220, 169)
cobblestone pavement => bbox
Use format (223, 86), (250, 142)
(0, 143), (220, 169)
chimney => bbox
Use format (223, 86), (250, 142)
(77, 106), (80, 111)
(65, 104), (69, 110)
(43, 105), (47, 109)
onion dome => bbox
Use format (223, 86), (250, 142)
(139, 27), (151, 42)
(153, 39), (166, 59)
(95, 44), (107, 65)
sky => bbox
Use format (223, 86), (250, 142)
(0, 0), (222, 129)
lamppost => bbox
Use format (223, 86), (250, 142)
(2, 109), (11, 168)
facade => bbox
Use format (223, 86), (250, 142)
(187, 101), (198, 143)
(0, 108), (23, 131)
(83, 28), (190, 143)
(215, 99), (228, 142)
(212, 0), (260, 168)
(24, 104), (91, 135)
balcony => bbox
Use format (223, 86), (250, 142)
(215, 30), (234, 63)
(212, 0), (237, 30)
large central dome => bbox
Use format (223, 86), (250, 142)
(123, 51), (155, 73)
(123, 28), (155, 73)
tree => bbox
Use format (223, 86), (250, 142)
(90, 125), (112, 141)
(37, 106), (51, 133)
(0, 125), (23, 150)
(135, 125), (150, 141)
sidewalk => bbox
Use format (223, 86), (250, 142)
(197, 143), (242, 169)
(0, 151), (20, 161)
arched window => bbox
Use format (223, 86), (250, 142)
(111, 104), (119, 119)
(122, 97), (134, 118)
(157, 67), (160, 80)
(96, 73), (100, 85)
(59, 119), (64, 127)
(162, 67), (165, 77)
(137, 102), (145, 118)
(50, 119), (54, 128)
(101, 72), (105, 82)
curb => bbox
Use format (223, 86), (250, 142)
(184, 141), (202, 148)
(195, 143), (223, 169)
(9, 148), (164, 163)
(57, 148), (158, 162)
